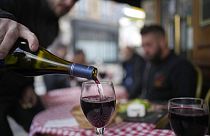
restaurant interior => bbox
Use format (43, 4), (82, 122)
(4, 0), (210, 135)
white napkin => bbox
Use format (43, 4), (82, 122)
(44, 118), (79, 128)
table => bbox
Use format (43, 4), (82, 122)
(30, 87), (174, 136)
(41, 86), (128, 108)
(30, 104), (174, 136)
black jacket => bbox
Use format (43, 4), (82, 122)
(0, 0), (59, 102)
(133, 51), (197, 103)
(0, 9), (15, 20)
(43, 74), (70, 91)
(0, 0), (59, 47)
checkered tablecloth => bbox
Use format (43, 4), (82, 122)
(29, 104), (174, 136)
(30, 122), (174, 136)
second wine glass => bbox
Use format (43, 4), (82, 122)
(168, 97), (209, 136)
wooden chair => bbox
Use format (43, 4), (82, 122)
(205, 89), (210, 135)
(155, 113), (169, 129)
(195, 66), (203, 98)
(205, 89), (210, 104)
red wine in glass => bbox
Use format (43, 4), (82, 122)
(80, 95), (116, 128)
(81, 80), (116, 135)
(169, 107), (209, 136)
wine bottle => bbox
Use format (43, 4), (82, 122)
(0, 38), (98, 80)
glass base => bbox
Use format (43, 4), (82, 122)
(96, 127), (105, 136)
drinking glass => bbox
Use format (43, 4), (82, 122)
(80, 81), (116, 136)
(168, 98), (209, 136)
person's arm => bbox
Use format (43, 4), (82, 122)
(170, 61), (197, 97)
(0, 6), (39, 108)
(128, 57), (144, 99)
(18, 78), (38, 109)
(0, 8), (39, 59)
(128, 74), (142, 99)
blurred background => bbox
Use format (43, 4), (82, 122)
(34, 0), (209, 98)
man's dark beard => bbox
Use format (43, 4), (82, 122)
(150, 47), (162, 64)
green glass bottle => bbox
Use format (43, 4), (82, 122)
(0, 38), (98, 80)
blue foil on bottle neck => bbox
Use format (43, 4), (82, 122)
(70, 63), (95, 79)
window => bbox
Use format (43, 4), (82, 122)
(72, 19), (119, 63)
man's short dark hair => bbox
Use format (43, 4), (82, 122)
(75, 49), (85, 55)
(140, 24), (165, 37)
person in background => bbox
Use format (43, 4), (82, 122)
(43, 44), (71, 91)
(121, 46), (145, 99)
(73, 49), (87, 65)
(70, 49), (87, 87)
(133, 24), (196, 104)
(0, 0), (78, 135)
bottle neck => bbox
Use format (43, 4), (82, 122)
(21, 47), (98, 79)
(69, 63), (97, 80)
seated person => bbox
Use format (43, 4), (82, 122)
(72, 49), (87, 65)
(43, 44), (70, 91)
(130, 24), (196, 103)
(121, 46), (145, 99)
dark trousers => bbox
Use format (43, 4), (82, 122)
(0, 98), (44, 136)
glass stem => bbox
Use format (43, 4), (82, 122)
(96, 127), (105, 136)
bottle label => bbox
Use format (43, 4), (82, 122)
(14, 48), (24, 53)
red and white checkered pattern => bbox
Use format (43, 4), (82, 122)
(30, 105), (174, 136)
(30, 122), (174, 136)
(30, 89), (174, 136)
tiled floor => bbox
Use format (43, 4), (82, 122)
(8, 116), (28, 136)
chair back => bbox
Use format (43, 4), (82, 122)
(195, 66), (203, 98)
(205, 89), (210, 104)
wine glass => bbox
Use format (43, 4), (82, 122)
(80, 81), (116, 136)
(168, 98), (209, 136)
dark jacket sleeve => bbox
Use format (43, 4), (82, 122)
(128, 55), (145, 99)
(0, 1), (34, 101)
(170, 60), (197, 98)
(0, 0), (18, 19)
(0, 8), (16, 20)
(128, 64), (143, 99)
